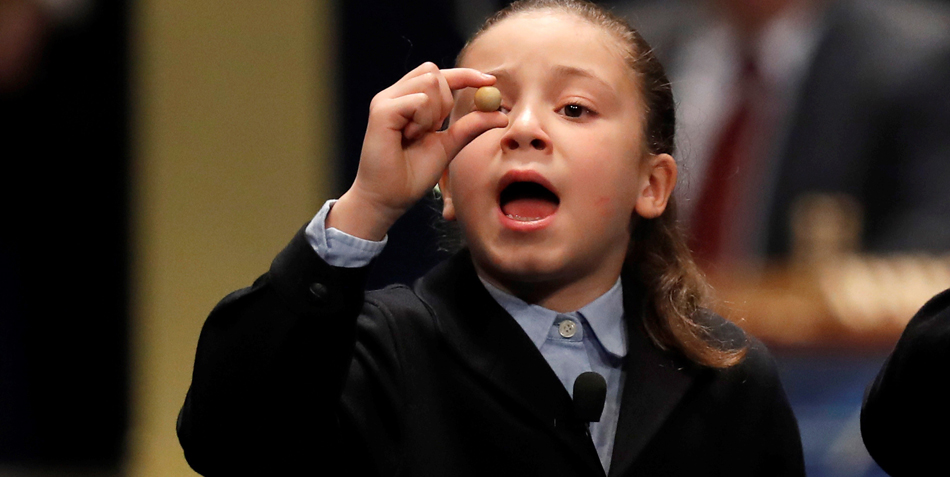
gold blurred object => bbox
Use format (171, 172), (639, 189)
(708, 193), (950, 348)
(474, 86), (502, 112)
(790, 193), (862, 265)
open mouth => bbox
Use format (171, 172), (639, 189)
(499, 181), (560, 222)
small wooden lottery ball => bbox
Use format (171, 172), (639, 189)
(474, 86), (502, 112)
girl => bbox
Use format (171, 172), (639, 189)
(178, 1), (804, 475)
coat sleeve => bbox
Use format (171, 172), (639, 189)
(703, 330), (806, 476)
(176, 226), (399, 475)
(861, 288), (950, 476)
(745, 339), (806, 477)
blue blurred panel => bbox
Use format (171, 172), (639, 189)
(773, 350), (892, 477)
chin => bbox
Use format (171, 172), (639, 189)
(472, 244), (572, 286)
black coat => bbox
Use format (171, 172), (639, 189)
(862, 288), (950, 476)
(178, 227), (805, 476)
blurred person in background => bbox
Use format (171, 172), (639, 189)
(611, 0), (950, 269)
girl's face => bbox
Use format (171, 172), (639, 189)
(440, 11), (675, 309)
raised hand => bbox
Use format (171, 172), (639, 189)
(328, 62), (508, 241)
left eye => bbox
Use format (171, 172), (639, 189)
(561, 104), (591, 118)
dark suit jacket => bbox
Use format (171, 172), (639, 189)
(617, 0), (950, 257)
(766, 0), (950, 255)
(177, 227), (805, 476)
(862, 288), (950, 476)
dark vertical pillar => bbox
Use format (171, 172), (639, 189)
(0, 0), (128, 467)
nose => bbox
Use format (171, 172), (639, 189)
(501, 104), (552, 153)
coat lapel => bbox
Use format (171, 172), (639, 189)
(415, 252), (701, 476)
(415, 251), (604, 474)
(607, 278), (700, 477)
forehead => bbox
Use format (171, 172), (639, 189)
(462, 11), (636, 91)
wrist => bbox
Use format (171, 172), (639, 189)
(327, 189), (402, 242)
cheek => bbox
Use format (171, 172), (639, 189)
(449, 131), (503, 194)
(593, 196), (616, 218)
(581, 164), (641, 221)
(446, 159), (488, 211)
(585, 193), (633, 227)
(454, 127), (500, 163)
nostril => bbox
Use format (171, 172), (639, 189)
(530, 139), (546, 150)
(504, 137), (520, 150)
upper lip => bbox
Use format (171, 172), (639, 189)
(496, 169), (559, 200)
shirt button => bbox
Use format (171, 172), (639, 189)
(558, 320), (577, 338)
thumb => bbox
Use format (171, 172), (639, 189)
(440, 111), (508, 160)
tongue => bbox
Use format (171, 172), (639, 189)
(501, 198), (558, 221)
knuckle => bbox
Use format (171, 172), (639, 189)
(369, 92), (386, 111)
(421, 72), (440, 89)
(441, 90), (454, 107)
(415, 92), (433, 108)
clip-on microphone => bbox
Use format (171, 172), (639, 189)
(573, 371), (607, 429)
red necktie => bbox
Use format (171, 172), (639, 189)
(690, 57), (761, 265)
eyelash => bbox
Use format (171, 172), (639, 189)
(558, 103), (595, 119)
(488, 100), (597, 118)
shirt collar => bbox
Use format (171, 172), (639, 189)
(479, 278), (627, 359)
(577, 279), (627, 359)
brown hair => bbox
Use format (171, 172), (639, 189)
(454, 0), (746, 368)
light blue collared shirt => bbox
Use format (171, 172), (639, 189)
(306, 200), (627, 472)
(480, 278), (626, 473)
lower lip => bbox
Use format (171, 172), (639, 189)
(496, 207), (557, 232)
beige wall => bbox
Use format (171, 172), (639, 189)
(130, 1), (334, 475)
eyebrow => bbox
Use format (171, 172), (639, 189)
(551, 65), (614, 91)
(486, 65), (615, 92)
(484, 68), (513, 82)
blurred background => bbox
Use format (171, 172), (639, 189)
(0, 0), (947, 475)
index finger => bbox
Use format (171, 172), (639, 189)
(441, 68), (496, 91)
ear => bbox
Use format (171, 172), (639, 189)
(439, 169), (456, 221)
(634, 153), (677, 219)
